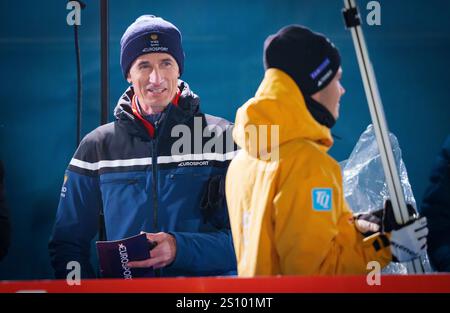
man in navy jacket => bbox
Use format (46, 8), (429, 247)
(421, 135), (450, 272)
(49, 15), (237, 278)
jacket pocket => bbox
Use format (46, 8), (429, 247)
(99, 174), (150, 232)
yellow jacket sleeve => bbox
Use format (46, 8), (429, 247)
(272, 161), (392, 275)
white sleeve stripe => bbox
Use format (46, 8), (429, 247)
(70, 157), (153, 171)
(69, 151), (238, 171)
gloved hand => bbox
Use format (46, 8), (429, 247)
(390, 216), (428, 262)
(354, 200), (417, 236)
(354, 200), (428, 262)
(354, 209), (383, 235)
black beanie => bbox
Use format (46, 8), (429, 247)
(264, 25), (341, 96)
(263, 25), (341, 128)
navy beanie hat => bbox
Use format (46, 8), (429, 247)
(120, 15), (184, 79)
(264, 25), (341, 96)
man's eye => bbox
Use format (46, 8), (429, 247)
(139, 64), (150, 70)
(162, 61), (172, 67)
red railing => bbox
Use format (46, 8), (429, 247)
(1, 274), (450, 293)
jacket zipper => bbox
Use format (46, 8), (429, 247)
(152, 120), (160, 232)
(152, 119), (160, 277)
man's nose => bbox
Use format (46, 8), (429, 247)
(149, 69), (162, 84)
(340, 85), (346, 96)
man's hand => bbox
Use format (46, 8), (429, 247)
(128, 232), (177, 269)
(354, 200), (428, 262)
(354, 199), (418, 236)
(354, 210), (382, 235)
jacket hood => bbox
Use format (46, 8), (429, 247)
(114, 79), (200, 120)
(233, 68), (333, 158)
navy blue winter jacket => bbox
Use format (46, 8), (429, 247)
(421, 135), (450, 272)
(49, 81), (238, 278)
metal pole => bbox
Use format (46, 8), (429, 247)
(71, 0), (86, 146)
(100, 0), (109, 125)
(342, 0), (425, 273)
(74, 23), (82, 146)
(98, 0), (109, 242)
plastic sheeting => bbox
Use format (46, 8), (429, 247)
(341, 125), (431, 274)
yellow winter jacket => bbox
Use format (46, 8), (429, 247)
(226, 68), (392, 276)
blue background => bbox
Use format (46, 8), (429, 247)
(0, 0), (449, 279)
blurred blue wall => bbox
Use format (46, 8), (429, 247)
(1, 0), (449, 279)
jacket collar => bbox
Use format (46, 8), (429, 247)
(114, 80), (201, 140)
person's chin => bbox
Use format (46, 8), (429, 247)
(334, 103), (340, 118)
(145, 98), (170, 110)
(334, 110), (339, 120)
(144, 92), (170, 104)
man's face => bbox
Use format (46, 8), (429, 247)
(127, 53), (179, 114)
(311, 67), (345, 120)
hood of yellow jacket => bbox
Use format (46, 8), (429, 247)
(233, 68), (333, 159)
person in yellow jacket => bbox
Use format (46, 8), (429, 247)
(225, 25), (428, 276)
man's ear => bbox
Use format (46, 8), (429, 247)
(126, 73), (132, 84)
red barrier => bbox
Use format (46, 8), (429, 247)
(1, 274), (450, 293)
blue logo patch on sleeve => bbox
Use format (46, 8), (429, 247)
(312, 188), (332, 211)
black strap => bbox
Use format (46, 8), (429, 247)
(342, 6), (361, 29)
(98, 206), (106, 241)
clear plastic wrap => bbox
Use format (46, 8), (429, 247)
(341, 124), (431, 274)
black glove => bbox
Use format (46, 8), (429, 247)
(200, 175), (227, 228)
(355, 200), (428, 262)
(355, 199), (417, 236)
